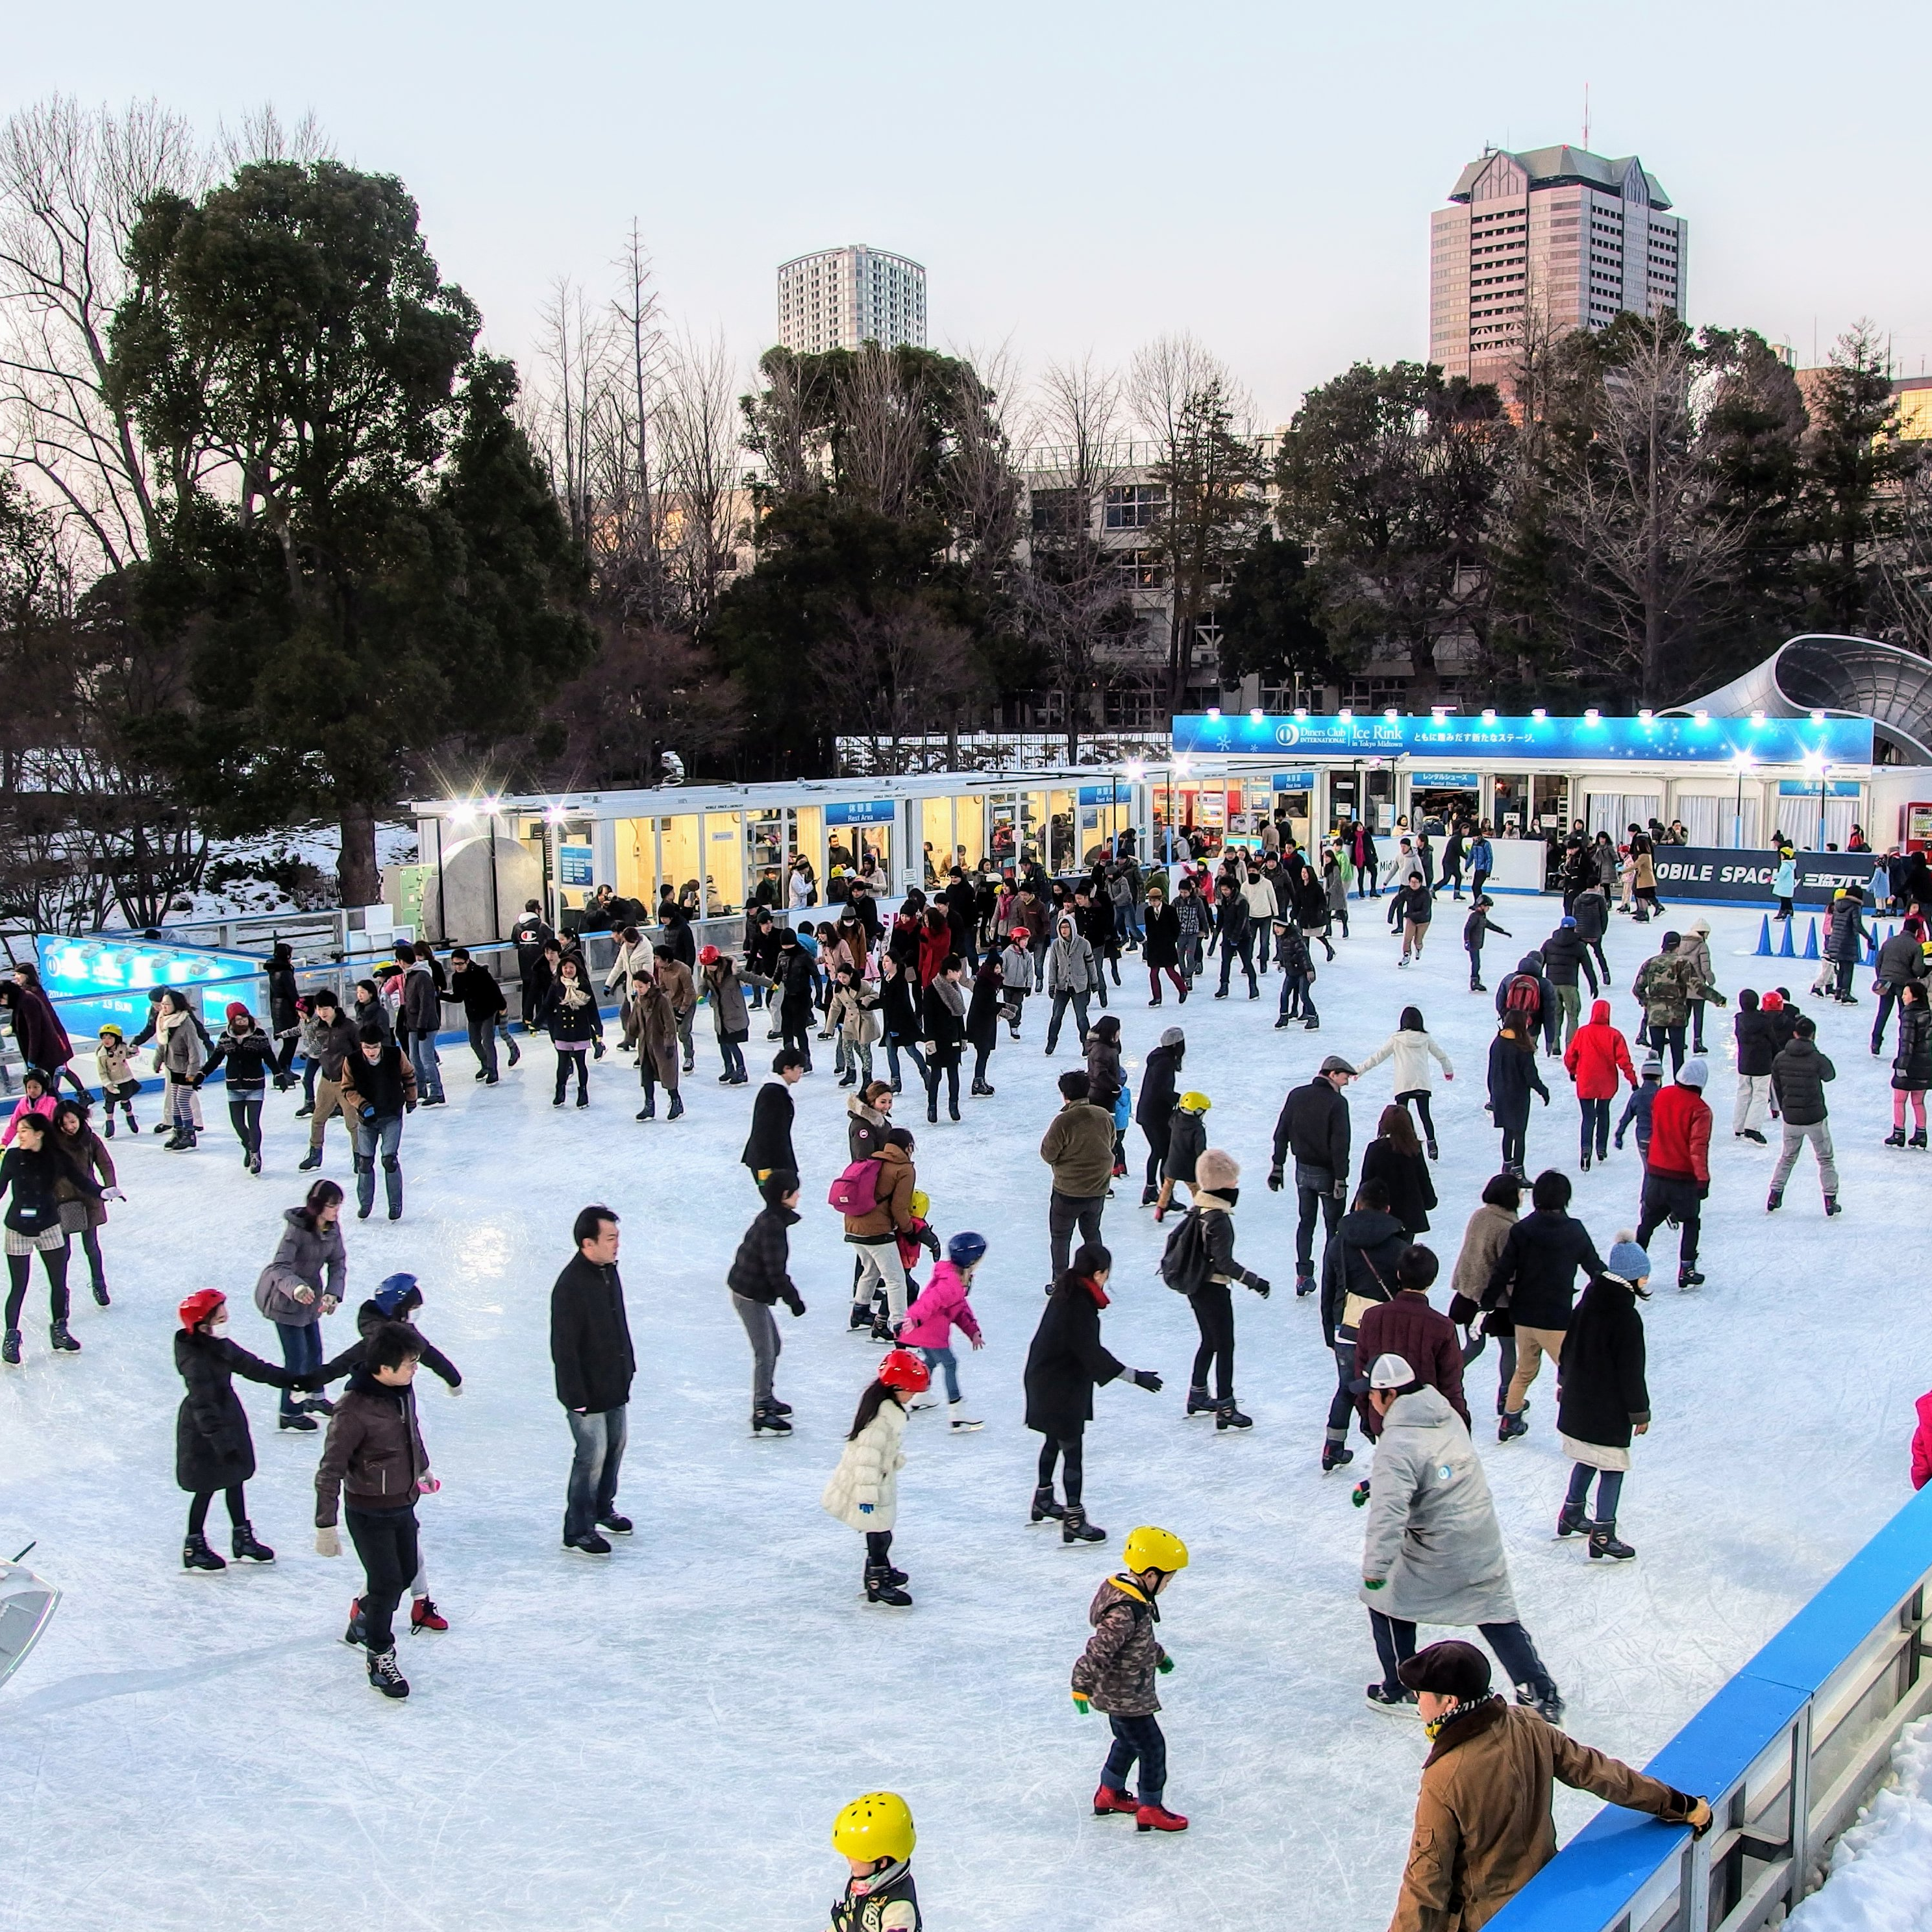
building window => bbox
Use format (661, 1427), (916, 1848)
(1104, 484), (1167, 530)
(1114, 549), (1165, 588)
(1030, 489), (1084, 537)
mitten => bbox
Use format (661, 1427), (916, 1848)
(314, 1526), (341, 1557)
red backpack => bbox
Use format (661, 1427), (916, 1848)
(828, 1159), (883, 1217)
(1502, 972), (1541, 1019)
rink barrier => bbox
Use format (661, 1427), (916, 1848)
(1489, 1482), (1932, 1932)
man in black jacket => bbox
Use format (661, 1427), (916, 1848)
(1134, 1026), (1185, 1204)
(741, 1048), (806, 1185)
(550, 1205), (636, 1555)
(1767, 1018), (1840, 1214)
(511, 901), (556, 1031)
(728, 1169), (805, 1435)
(1485, 1169), (1604, 1443)
(1269, 1055), (1357, 1296)
(1540, 917), (1599, 1048)
(1871, 915), (1928, 1053)
(443, 947), (516, 1084)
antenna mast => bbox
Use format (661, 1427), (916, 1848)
(1583, 82), (1590, 151)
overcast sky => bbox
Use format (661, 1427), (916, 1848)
(11, 0), (1929, 430)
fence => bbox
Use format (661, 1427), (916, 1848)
(1492, 1482), (1932, 1932)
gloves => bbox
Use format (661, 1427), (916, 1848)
(105, 1187), (126, 1202)
(1685, 1798), (1715, 1839)
(1156, 1655), (1175, 1675)
(1072, 1694), (1091, 1715)
(859, 1503), (874, 1515)
(1248, 1276), (1271, 1299)
(1363, 1576), (1386, 1591)
(420, 1472), (441, 1493)
(1266, 1167), (1284, 1193)
(359, 1103), (377, 1121)
(1540, 1091), (1550, 1106)
(314, 1526), (341, 1557)
(786, 1295), (807, 1318)
(1333, 1179), (1348, 1200)
(1351, 1480), (1371, 1508)
(1130, 1369), (1164, 1393)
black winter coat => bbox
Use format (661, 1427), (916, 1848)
(727, 1203), (804, 1309)
(1826, 895), (1870, 962)
(445, 961), (507, 1022)
(1135, 1043), (1182, 1133)
(741, 1082), (797, 1174)
(267, 960), (301, 1035)
(1733, 1007), (1779, 1078)
(174, 1330), (303, 1492)
(1361, 1137), (1437, 1234)
(879, 969), (923, 1045)
(1272, 1079), (1351, 1176)
(1318, 1206), (1408, 1348)
(1557, 1275), (1650, 1450)
(1484, 1209), (1604, 1331)
(1571, 889), (1609, 944)
(1023, 1276), (1126, 1439)
(1389, 880), (1433, 926)
(1892, 1003), (1932, 1091)
(549, 1254), (636, 1413)
(1541, 926), (1598, 993)
(1486, 1031), (1550, 1131)
(0, 1143), (75, 1236)
(921, 982), (965, 1065)
(537, 983), (604, 1046)
(965, 960), (1003, 1052)
(1141, 903), (1181, 969)
(202, 1028), (277, 1090)
(1770, 1038), (1835, 1126)
(319, 1301), (461, 1388)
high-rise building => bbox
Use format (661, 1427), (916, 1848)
(1430, 145), (1687, 388)
(776, 245), (927, 355)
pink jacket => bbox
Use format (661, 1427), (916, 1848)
(897, 1261), (982, 1352)
(1, 1092), (56, 1146)
(1913, 1391), (1932, 1492)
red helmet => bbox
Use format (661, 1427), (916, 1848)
(1009, 927), (1030, 944)
(698, 945), (721, 966)
(878, 1348), (932, 1394)
(179, 1289), (226, 1331)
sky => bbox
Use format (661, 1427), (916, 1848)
(9, 0), (1931, 434)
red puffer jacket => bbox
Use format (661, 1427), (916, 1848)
(1563, 1001), (1637, 1101)
(1648, 1083), (1712, 1184)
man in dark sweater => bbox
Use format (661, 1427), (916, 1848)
(1485, 1169), (1604, 1443)
(741, 1049), (807, 1185)
(549, 1205), (636, 1556)
(1352, 1244), (1467, 1434)
(726, 1170), (805, 1435)
(1768, 1018), (1840, 1215)
(1268, 1055), (1357, 1297)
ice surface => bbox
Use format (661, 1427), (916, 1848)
(1787, 1717), (1932, 1931)
(2, 898), (1921, 1931)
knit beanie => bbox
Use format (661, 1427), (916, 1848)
(1195, 1147), (1240, 1193)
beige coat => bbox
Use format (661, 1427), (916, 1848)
(1450, 1203), (1517, 1309)
(820, 1398), (906, 1531)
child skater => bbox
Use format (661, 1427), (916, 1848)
(94, 1025), (141, 1135)
(1153, 1090), (1209, 1222)
(897, 1230), (985, 1431)
(1071, 1524), (1192, 1835)
(1555, 1238), (1651, 1562)
(173, 1289), (304, 1570)
(725, 1169), (806, 1437)
(1614, 1054), (1664, 1168)
(998, 926), (1035, 1040)
(1464, 895), (1511, 993)
(821, 1347), (931, 1607)
(1272, 919), (1319, 1030)
(828, 1792), (921, 1932)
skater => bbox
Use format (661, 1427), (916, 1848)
(997, 926), (1034, 1041)
(1039, 1070), (1114, 1280)
(1317, 1174), (1407, 1472)
(1613, 1054), (1664, 1164)
(1383, 1640), (1710, 1932)
(897, 1229), (986, 1432)
(1871, 915), (1927, 1053)
(1, 1066), (56, 1145)
(1541, 915), (1600, 1046)
(843, 1124), (919, 1334)
(1358, 1354), (1565, 1722)
(878, 954), (926, 1093)
(1494, 952), (1553, 1050)
(1213, 876), (1257, 998)
(776, 930), (819, 1069)
(5, 962), (84, 1100)
(1082, 1015), (1125, 1174)
(1172, 874), (1208, 988)
(443, 945), (514, 1083)
(964, 953), (1002, 1095)
(1767, 1017), (1840, 1215)
(699, 947), (751, 1085)
(510, 899), (556, 1030)
(537, 954), (603, 1108)
(1391, 871), (1433, 965)
(1353, 1007), (1453, 1159)
(828, 962), (882, 1090)
(919, 956), (967, 1124)
(1354, 1244), (1467, 1431)
(1563, 998), (1637, 1170)
(632, 948), (689, 1121)
(821, 1347), (931, 1607)
(1485, 1169), (1604, 1441)
(1071, 1525), (1192, 1835)
(154, 987), (206, 1149)
(1572, 878), (1611, 985)
(1043, 915), (1098, 1052)
(1825, 886), (1872, 1004)
(1485, 1014), (1548, 1177)
(173, 1289), (304, 1570)
(1, 1110), (91, 1361)
(1322, 848), (1351, 940)
(1447, 1173), (1522, 1419)
(727, 1169), (806, 1436)
(1888, 980), (1932, 1148)
(1361, 1104), (1437, 1235)
(742, 1048), (806, 1185)
(1731, 989), (1777, 1145)
(199, 1002), (275, 1172)
(1024, 1242), (1163, 1542)
(1631, 930), (1701, 1074)
(1557, 1238), (1652, 1560)
(1634, 1059), (1711, 1287)
(1141, 883), (1185, 1005)
(1161, 1147), (1270, 1430)
(256, 1178), (347, 1430)
(550, 1204), (636, 1555)
(828, 1792), (922, 1931)
(340, 1023), (417, 1222)
(1676, 919), (1726, 1054)
(1772, 845), (1798, 922)
(396, 942), (447, 1106)
(314, 1319), (436, 1700)
(1153, 1089), (1209, 1221)
(93, 1024), (141, 1135)
(297, 991), (358, 1163)
(48, 1098), (119, 1309)
(1268, 1055), (1357, 1298)
(1135, 1026), (1185, 1206)
(1272, 917), (1319, 1030)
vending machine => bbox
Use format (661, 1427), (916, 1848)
(1906, 802), (1932, 854)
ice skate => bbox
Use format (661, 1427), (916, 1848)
(1557, 1501), (1589, 1538)
(1029, 1485), (1065, 1524)
(1214, 1400), (1252, 1431)
(1678, 1266), (1704, 1289)
(1824, 1195), (1842, 1216)
(1135, 1804), (1188, 1833)
(92, 1280), (110, 1306)
(1, 1328), (19, 1365)
(863, 1565), (912, 1608)
(182, 1534), (225, 1572)
(1093, 1785), (1141, 1817)
(947, 1401), (982, 1431)
(277, 1409), (317, 1431)
(366, 1646), (410, 1698)
(752, 1403), (793, 1436)
(230, 1521), (275, 1563)
(1321, 1441), (1353, 1473)
(1517, 1681), (1566, 1726)
(1589, 1525), (1636, 1561)
(1365, 1682), (1417, 1713)
(1885, 1128), (1906, 1147)
(410, 1597), (448, 1633)
(49, 1320), (80, 1354)
(343, 1598), (367, 1645)
(1497, 1412), (1528, 1442)
(1184, 1384), (1215, 1418)
(1060, 1505), (1106, 1545)
(1766, 1187), (1783, 1212)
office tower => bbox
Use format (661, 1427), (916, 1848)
(776, 245), (927, 354)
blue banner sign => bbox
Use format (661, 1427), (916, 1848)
(1270, 771), (1315, 791)
(1077, 783), (1128, 805)
(1776, 778), (1863, 798)
(1649, 847), (1878, 906)
(36, 934), (265, 1043)
(1410, 770), (1481, 789)
(826, 799), (895, 826)
(558, 843), (595, 886)
(1171, 713), (1875, 766)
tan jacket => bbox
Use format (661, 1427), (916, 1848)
(844, 1142), (917, 1241)
(1039, 1100), (1117, 1199)
(1450, 1204), (1517, 1309)
(1389, 1700), (1697, 1932)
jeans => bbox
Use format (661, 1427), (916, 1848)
(1873, 984), (1903, 1050)
(1565, 1462), (1626, 1524)
(732, 1293), (780, 1407)
(1188, 1283), (1235, 1401)
(919, 1344), (961, 1403)
(1642, 1019), (1687, 1074)
(1037, 1431), (1084, 1505)
(353, 1112), (404, 1219)
(1326, 1340), (1357, 1444)
(4, 1244), (71, 1329)
(884, 1037), (926, 1088)
(406, 1030), (444, 1103)
(1579, 1095), (1611, 1159)
(345, 1502), (420, 1653)
(1048, 1191), (1106, 1277)
(1217, 932), (1256, 996)
(1636, 1172), (1702, 1269)
(1770, 1120), (1839, 1196)
(301, 1057), (319, 1108)
(1045, 989), (1091, 1052)
(275, 1319), (323, 1417)
(227, 1090), (264, 1158)
(1279, 969), (1316, 1021)
(1102, 1713), (1168, 1807)
(717, 1034), (747, 1082)
(1295, 1167), (1341, 1272)
(467, 1018), (499, 1079)
(1467, 944), (1483, 988)
(1504, 1324), (1566, 1416)
(1369, 1609), (1554, 1698)
(564, 1402), (628, 1543)
(851, 1238), (909, 1324)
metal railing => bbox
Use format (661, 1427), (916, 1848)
(1493, 1483), (1932, 1932)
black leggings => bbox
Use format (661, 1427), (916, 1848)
(972, 1043), (993, 1087)
(228, 1091), (264, 1156)
(1142, 1121), (1169, 1189)
(1188, 1283), (1235, 1401)
(552, 1048), (589, 1102)
(1037, 1433), (1085, 1506)
(925, 1059), (960, 1113)
(188, 1484), (247, 1536)
(5, 1245), (70, 1328)
(1396, 1089), (1435, 1141)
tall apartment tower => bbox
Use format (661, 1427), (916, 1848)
(1430, 145), (1687, 389)
(776, 245), (927, 355)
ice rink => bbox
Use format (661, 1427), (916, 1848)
(3, 895), (1921, 1932)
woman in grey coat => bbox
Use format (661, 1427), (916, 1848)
(1358, 1356), (1562, 1719)
(254, 1180), (347, 1431)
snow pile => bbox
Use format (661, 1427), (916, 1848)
(1788, 1718), (1932, 1932)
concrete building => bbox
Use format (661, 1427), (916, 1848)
(776, 245), (926, 355)
(1430, 145), (1687, 389)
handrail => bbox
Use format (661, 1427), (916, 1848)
(1491, 1483), (1932, 1932)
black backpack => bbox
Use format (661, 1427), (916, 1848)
(1158, 1209), (1212, 1296)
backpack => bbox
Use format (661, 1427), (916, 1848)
(827, 1158), (883, 1217)
(1158, 1209), (1212, 1296)
(1502, 973), (1541, 1019)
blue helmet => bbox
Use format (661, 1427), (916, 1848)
(947, 1231), (988, 1268)
(373, 1272), (421, 1316)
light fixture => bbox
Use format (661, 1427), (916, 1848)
(1293, 708), (1308, 721)
(1638, 709), (1653, 724)
(1431, 706), (1448, 720)
(545, 804), (568, 826)
(1174, 756), (1193, 778)
(1532, 708), (1548, 721)
(450, 803), (477, 828)
(482, 794), (501, 813)
(1809, 709), (1826, 724)
(1338, 708), (1354, 723)
(1750, 710), (1766, 725)
(1206, 706), (1221, 721)
(1249, 706), (1265, 723)
(1383, 707), (1399, 722)
(1124, 760), (1145, 782)
(1693, 709), (1709, 724)
(1582, 708), (1600, 723)
(1481, 708), (1497, 724)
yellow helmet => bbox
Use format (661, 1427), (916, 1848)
(1178, 1091), (1211, 1113)
(832, 1791), (915, 1864)
(1122, 1526), (1189, 1576)
(910, 1189), (930, 1219)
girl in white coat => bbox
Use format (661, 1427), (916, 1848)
(1352, 1004), (1454, 1160)
(822, 1348), (931, 1607)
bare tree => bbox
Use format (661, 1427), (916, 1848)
(657, 329), (744, 634)
(841, 343), (929, 521)
(212, 104), (332, 172)
(816, 597), (979, 774)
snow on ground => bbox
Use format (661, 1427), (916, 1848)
(3, 898), (1924, 1931)
(1787, 1718), (1932, 1931)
